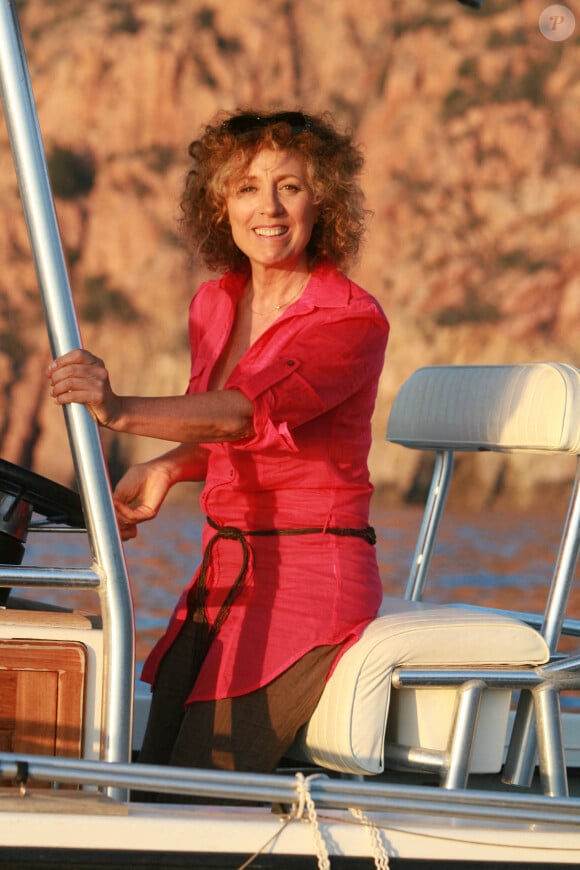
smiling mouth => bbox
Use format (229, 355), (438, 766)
(254, 227), (288, 237)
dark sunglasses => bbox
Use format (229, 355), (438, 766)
(221, 111), (313, 137)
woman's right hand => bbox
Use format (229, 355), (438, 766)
(47, 349), (121, 428)
(113, 461), (174, 540)
(113, 443), (209, 540)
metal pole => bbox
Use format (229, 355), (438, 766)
(0, 0), (134, 796)
(404, 450), (454, 601)
(503, 461), (580, 789)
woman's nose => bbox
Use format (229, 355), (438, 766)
(259, 187), (283, 215)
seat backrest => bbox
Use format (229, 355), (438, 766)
(386, 362), (580, 455)
(385, 362), (580, 613)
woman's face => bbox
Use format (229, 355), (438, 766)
(225, 147), (318, 272)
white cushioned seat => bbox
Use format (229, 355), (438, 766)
(289, 596), (549, 776)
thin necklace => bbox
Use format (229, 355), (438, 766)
(246, 274), (309, 316)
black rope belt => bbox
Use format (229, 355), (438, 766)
(189, 517), (376, 657)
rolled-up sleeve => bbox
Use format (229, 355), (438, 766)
(228, 312), (388, 453)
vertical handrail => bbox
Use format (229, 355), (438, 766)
(503, 459), (580, 788)
(404, 450), (454, 601)
(0, 0), (134, 797)
(541, 458), (580, 653)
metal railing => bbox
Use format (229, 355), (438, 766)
(1, 751), (580, 826)
(0, 0), (134, 799)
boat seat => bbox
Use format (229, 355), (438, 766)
(289, 595), (548, 778)
(289, 362), (580, 794)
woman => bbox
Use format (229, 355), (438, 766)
(47, 109), (389, 773)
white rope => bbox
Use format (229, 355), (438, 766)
(293, 773), (331, 870)
(237, 772), (331, 870)
(237, 774), (391, 870)
(350, 806), (390, 870)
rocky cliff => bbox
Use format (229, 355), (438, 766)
(0, 0), (578, 508)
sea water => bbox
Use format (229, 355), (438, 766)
(20, 497), (580, 707)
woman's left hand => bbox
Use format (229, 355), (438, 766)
(46, 349), (121, 427)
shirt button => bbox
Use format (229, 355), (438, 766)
(287, 359), (295, 366)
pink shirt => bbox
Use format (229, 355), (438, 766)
(141, 262), (389, 701)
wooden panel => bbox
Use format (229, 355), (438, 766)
(14, 670), (58, 754)
(0, 641), (87, 787)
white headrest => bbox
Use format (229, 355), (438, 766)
(387, 362), (580, 454)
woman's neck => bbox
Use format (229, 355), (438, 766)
(246, 264), (310, 316)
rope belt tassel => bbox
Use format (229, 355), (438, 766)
(190, 517), (376, 657)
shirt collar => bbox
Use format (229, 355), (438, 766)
(299, 261), (351, 310)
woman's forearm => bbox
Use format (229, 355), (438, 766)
(151, 442), (210, 483)
(106, 391), (254, 443)
(47, 349), (254, 443)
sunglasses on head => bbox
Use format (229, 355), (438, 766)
(221, 111), (313, 137)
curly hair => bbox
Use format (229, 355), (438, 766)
(179, 109), (369, 273)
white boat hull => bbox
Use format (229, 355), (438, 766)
(0, 791), (580, 867)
